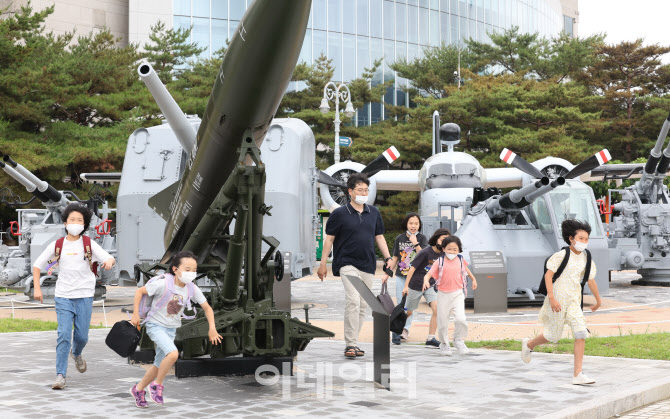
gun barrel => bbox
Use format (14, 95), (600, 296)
(3, 155), (62, 202)
(138, 63), (196, 154)
(526, 177), (566, 202)
(492, 177), (549, 211)
(0, 160), (51, 202)
(644, 111), (670, 175)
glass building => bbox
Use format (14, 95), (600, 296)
(172, 0), (567, 125)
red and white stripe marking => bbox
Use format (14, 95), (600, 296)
(383, 146), (400, 164)
(595, 149), (611, 165)
(500, 148), (516, 164)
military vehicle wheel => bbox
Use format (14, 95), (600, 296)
(274, 251), (284, 281)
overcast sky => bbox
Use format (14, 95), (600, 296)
(578, 0), (670, 62)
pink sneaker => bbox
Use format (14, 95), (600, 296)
(149, 381), (164, 404)
(129, 384), (148, 408)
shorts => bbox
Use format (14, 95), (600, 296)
(145, 322), (178, 368)
(405, 286), (438, 312)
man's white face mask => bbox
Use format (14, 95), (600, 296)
(354, 195), (367, 205)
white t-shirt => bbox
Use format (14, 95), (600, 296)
(33, 236), (113, 298)
(145, 275), (207, 329)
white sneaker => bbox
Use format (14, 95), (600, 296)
(521, 338), (532, 364)
(439, 343), (452, 356)
(400, 328), (409, 340)
(454, 340), (470, 354)
(52, 374), (66, 390)
(572, 372), (595, 385)
(71, 352), (87, 373)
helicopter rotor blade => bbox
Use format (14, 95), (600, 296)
(500, 148), (546, 179)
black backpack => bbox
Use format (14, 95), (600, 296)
(538, 247), (592, 309)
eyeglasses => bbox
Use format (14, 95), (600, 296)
(353, 188), (369, 194)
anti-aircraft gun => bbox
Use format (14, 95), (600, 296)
(603, 112), (670, 285)
(456, 146), (612, 303)
(0, 155), (117, 300)
(131, 0), (333, 375)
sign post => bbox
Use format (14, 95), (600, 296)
(339, 136), (352, 147)
(469, 251), (507, 313)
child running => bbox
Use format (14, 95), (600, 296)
(382, 212), (428, 344)
(130, 250), (222, 407)
(401, 228), (452, 347)
(424, 235), (477, 356)
(32, 203), (116, 390)
(521, 220), (602, 385)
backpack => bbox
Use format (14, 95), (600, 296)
(46, 236), (98, 276)
(138, 274), (197, 325)
(436, 254), (468, 295)
(538, 247), (592, 309)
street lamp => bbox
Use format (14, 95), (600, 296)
(320, 81), (355, 164)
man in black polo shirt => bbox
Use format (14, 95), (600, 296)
(317, 173), (392, 359)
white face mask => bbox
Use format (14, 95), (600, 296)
(177, 269), (197, 284)
(445, 253), (458, 260)
(406, 230), (416, 236)
(573, 241), (588, 252)
(353, 195), (367, 205)
(66, 224), (84, 236)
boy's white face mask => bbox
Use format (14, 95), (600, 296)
(66, 224), (85, 236)
(573, 241), (588, 252)
(445, 253), (458, 260)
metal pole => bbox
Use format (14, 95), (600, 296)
(334, 87), (341, 164)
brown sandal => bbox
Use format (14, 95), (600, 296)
(354, 346), (364, 356)
(344, 346), (357, 358)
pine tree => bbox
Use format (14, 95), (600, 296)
(577, 39), (670, 161)
(143, 20), (205, 83)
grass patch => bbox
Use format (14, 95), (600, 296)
(0, 287), (22, 294)
(0, 318), (107, 333)
(467, 333), (670, 361)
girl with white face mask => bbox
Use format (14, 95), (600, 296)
(521, 219), (602, 386)
(423, 235), (477, 356)
(130, 251), (222, 408)
(32, 203), (116, 390)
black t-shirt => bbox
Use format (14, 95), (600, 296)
(408, 246), (442, 291)
(325, 202), (385, 276)
(392, 233), (429, 278)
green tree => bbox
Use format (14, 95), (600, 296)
(467, 26), (603, 82)
(577, 39), (670, 161)
(390, 43), (467, 98)
(0, 2), (72, 131)
(143, 20), (205, 83)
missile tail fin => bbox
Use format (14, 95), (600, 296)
(148, 181), (180, 221)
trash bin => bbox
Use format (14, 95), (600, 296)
(469, 251), (507, 313)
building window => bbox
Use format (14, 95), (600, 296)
(563, 15), (574, 37)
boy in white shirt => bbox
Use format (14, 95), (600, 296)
(33, 203), (115, 390)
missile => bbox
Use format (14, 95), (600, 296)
(147, 0), (312, 258)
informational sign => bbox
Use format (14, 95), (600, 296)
(469, 251), (507, 313)
(469, 251), (506, 273)
(339, 136), (352, 147)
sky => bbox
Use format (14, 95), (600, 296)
(578, 0), (670, 62)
